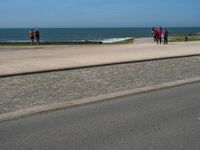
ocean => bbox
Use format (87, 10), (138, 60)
(0, 28), (200, 43)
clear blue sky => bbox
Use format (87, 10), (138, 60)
(0, 0), (200, 28)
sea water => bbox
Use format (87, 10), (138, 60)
(0, 28), (200, 43)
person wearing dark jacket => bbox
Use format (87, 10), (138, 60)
(164, 29), (169, 45)
(35, 30), (40, 45)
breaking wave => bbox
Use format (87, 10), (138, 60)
(101, 37), (134, 44)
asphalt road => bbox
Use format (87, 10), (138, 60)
(0, 82), (200, 150)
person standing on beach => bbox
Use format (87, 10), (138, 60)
(152, 27), (157, 42)
(35, 30), (40, 45)
(157, 27), (162, 45)
(29, 29), (35, 45)
(164, 29), (169, 45)
(155, 28), (160, 44)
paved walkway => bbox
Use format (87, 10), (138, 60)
(1, 39), (200, 76)
(1, 56), (200, 116)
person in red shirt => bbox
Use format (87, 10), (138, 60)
(157, 27), (163, 45)
(155, 28), (159, 44)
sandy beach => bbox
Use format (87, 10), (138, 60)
(0, 38), (200, 77)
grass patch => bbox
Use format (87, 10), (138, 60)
(169, 32), (200, 42)
(0, 41), (103, 46)
(0, 43), (32, 46)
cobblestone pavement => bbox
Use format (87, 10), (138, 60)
(0, 56), (200, 114)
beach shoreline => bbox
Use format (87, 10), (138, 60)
(0, 27), (200, 46)
(1, 34), (200, 46)
(0, 37), (134, 46)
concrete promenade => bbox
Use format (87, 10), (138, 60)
(1, 39), (200, 77)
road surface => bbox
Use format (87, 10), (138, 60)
(0, 82), (200, 150)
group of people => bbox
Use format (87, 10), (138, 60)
(152, 27), (169, 45)
(29, 29), (40, 45)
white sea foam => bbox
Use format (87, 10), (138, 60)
(102, 37), (133, 44)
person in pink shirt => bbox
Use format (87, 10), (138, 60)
(157, 27), (163, 45)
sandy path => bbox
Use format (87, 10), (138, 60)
(0, 39), (200, 76)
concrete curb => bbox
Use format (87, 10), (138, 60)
(0, 77), (200, 123)
(1, 53), (200, 78)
